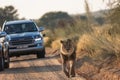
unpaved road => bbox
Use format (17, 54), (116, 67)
(0, 55), (86, 80)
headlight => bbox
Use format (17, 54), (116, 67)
(35, 38), (42, 41)
(34, 35), (42, 41)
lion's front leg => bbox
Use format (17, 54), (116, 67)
(61, 54), (69, 77)
(69, 60), (75, 77)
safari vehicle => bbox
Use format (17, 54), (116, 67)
(0, 31), (8, 71)
(0, 42), (4, 71)
(0, 20), (46, 69)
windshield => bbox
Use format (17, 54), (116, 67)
(4, 22), (38, 34)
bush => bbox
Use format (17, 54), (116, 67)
(76, 25), (120, 59)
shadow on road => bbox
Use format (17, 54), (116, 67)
(0, 55), (61, 74)
(10, 55), (59, 62)
(0, 64), (61, 74)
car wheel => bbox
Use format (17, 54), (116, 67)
(4, 48), (10, 69)
(4, 55), (10, 69)
(37, 48), (46, 58)
(0, 57), (4, 71)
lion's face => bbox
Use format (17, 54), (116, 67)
(60, 39), (73, 51)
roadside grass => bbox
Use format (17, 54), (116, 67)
(77, 24), (120, 59)
(44, 23), (120, 60)
(51, 39), (61, 50)
(43, 22), (120, 79)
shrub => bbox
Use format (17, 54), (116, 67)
(76, 25), (120, 60)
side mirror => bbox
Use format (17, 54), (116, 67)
(0, 31), (7, 38)
(38, 27), (45, 32)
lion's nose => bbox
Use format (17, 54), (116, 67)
(66, 48), (70, 51)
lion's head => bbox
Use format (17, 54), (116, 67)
(60, 39), (75, 55)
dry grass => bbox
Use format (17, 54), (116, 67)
(51, 39), (61, 50)
(44, 37), (50, 44)
(76, 24), (120, 60)
(44, 22), (120, 59)
(44, 22), (120, 80)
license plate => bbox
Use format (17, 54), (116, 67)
(17, 45), (28, 49)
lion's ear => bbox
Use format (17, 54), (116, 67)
(60, 40), (64, 43)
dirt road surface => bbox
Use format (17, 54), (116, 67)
(0, 54), (86, 80)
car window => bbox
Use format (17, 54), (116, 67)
(4, 22), (38, 34)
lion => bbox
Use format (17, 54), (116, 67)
(60, 39), (76, 78)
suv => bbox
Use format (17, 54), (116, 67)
(0, 20), (46, 70)
(0, 43), (4, 71)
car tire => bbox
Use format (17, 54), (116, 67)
(37, 48), (45, 58)
(4, 56), (10, 69)
(0, 57), (4, 71)
(4, 48), (10, 69)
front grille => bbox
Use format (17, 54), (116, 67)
(10, 38), (34, 45)
(9, 44), (37, 49)
(28, 44), (37, 47)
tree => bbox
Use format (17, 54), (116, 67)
(38, 11), (74, 29)
(0, 5), (19, 28)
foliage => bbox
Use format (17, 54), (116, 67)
(77, 25), (120, 59)
(38, 11), (74, 29)
(106, 0), (120, 34)
(45, 18), (92, 49)
(95, 17), (105, 25)
(0, 5), (19, 28)
(45, 0), (120, 60)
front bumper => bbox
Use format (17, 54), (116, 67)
(9, 43), (44, 53)
(9, 46), (44, 53)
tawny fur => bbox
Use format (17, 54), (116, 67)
(60, 39), (76, 78)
